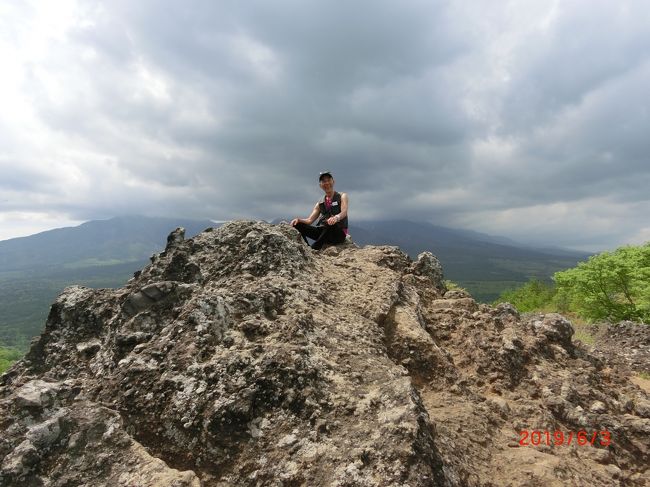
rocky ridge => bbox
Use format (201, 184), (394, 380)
(587, 321), (650, 376)
(1, 220), (648, 486)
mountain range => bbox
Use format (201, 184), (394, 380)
(0, 215), (589, 348)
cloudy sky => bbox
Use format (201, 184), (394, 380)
(1, 0), (649, 251)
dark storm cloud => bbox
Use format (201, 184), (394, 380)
(58, 0), (475, 218)
(1, 0), (649, 250)
(499, 2), (650, 134)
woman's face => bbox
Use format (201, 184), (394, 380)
(319, 176), (334, 192)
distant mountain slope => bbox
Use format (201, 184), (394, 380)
(349, 220), (590, 301)
(0, 216), (215, 347)
(0, 215), (214, 271)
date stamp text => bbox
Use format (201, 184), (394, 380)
(518, 430), (611, 447)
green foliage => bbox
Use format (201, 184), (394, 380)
(494, 278), (556, 312)
(0, 346), (23, 374)
(554, 243), (650, 323)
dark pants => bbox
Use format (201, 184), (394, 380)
(294, 222), (346, 250)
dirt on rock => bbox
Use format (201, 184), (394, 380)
(1, 220), (648, 486)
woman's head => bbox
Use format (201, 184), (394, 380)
(319, 171), (334, 192)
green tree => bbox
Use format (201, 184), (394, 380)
(0, 347), (23, 374)
(494, 278), (556, 312)
(554, 243), (650, 322)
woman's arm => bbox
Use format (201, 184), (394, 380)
(291, 203), (320, 226)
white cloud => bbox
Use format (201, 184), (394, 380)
(0, 211), (84, 241)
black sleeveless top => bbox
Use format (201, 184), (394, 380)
(317, 192), (348, 230)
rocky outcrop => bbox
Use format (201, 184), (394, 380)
(1, 220), (648, 486)
(586, 321), (650, 375)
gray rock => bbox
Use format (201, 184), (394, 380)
(487, 397), (510, 416)
(634, 398), (650, 418)
(605, 464), (622, 479)
(15, 380), (61, 409)
(590, 400), (607, 414)
(1, 439), (39, 477)
(77, 339), (101, 358)
(412, 251), (446, 291)
(531, 313), (574, 348)
(444, 288), (472, 299)
(494, 302), (520, 319)
(26, 412), (64, 450)
(123, 291), (156, 316)
(123, 282), (178, 316)
(166, 227), (186, 249)
(277, 433), (298, 448)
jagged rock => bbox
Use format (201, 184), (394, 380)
(443, 288), (472, 299)
(14, 379), (61, 409)
(1, 439), (39, 478)
(590, 400), (607, 414)
(76, 339), (101, 358)
(411, 251), (446, 292)
(166, 226), (186, 249)
(635, 398), (650, 418)
(494, 301), (520, 319)
(530, 313), (575, 349)
(588, 320), (650, 374)
(1, 220), (648, 486)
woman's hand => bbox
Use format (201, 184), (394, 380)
(326, 216), (338, 226)
(290, 218), (300, 226)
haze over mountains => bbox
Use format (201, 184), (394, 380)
(0, 215), (589, 348)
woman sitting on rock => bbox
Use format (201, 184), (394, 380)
(291, 171), (349, 250)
